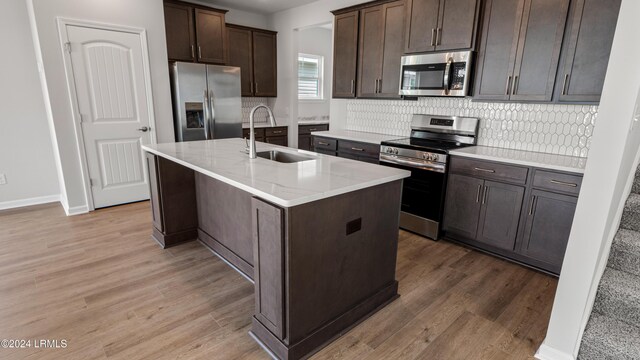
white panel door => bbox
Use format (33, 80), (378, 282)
(66, 25), (152, 208)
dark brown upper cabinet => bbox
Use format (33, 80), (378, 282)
(474, 0), (569, 102)
(227, 25), (254, 97)
(357, 0), (405, 99)
(164, 2), (196, 62)
(404, 0), (481, 54)
(555, 0), (621, 103)
(332, 11), (360, 98)
(253, 31), (278, 97)
(163, 1), (227, 65)
(226, 24), (278, 97)
(194, 8), (227, 64)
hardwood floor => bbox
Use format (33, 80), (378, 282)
(0, 201), (557, 359)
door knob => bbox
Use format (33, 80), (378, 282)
(137, 126), (150, 132)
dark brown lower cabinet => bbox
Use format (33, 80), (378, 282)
(519, 189), (577, 273)
(242, 126), (288, 147)
(443, 156), (581, 275)
(298, 124), (329, 151)
(476, 181), (524, 250)
(311, 135), (380, 163)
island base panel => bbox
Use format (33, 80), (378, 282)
(250, 281), (399, 360)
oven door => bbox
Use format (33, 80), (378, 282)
(379, 156), (447, 222)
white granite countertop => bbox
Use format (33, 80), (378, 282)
(449, 146), (587, 174)
(142, 138), (410, 207)
(242, 123), (287, 129)
(298, 120), (330, 126)
(310, 130), (402, 145)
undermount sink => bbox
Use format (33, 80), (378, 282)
(256, 150), (317, 163)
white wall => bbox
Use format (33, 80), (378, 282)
(27, 0), (174, 214)
(0, 0), (60, 209)
(298, 26), (333, 121)
(269, 0), (367, 147)
(536, 0), (640, 358)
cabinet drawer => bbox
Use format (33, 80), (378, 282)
(313, 137), (337, 151)
(449, 157), (529, 185)
(338, 140), (380, 157)
(266, 127), (288, 137)
(532, 170), (582, 195)
(299, 124), (329, 135)
(242, 128), (265, 139)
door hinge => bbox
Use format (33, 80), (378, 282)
(89, 178), (95, 187)
(64, 42), (72, 53)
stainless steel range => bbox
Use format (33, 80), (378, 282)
(379, 114), (479, 240)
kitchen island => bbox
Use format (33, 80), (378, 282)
(141, 138), (409, 360)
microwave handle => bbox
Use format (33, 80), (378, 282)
(443, 57), (453, 94)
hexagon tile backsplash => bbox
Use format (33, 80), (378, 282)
(241, 97), (275, 124)
(345, 98), (598, 157)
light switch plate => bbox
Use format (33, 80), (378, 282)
(0, 174), (7, 185)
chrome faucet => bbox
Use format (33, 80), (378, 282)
(248, 104), (276, 159)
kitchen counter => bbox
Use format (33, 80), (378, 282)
(298, 119), (330, 125)
(241, 123), (286, 129)
(142, 138), (408, 360)
(311, 129), (402, 145)
(142, 138), (409, 207)
(449, 146), (587, 174)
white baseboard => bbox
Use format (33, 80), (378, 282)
(535, 343), (575, 360)
(62, 203), (90, 216)
(0, 194), (60, 211)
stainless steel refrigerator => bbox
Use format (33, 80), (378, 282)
(170, 62), (242, 142)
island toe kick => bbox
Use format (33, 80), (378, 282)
(145, 151), (404, 360)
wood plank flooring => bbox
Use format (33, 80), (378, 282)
(0, 201), (557, 359)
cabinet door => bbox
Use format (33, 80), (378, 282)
(476, 181), (524, 251)
(227, 26), (254, 96)
(378, 1), (405, 98)
(557, 0), (621, 103)
(404, 0), (440, 53)
(510, 0), (569, 102)
(253, 31), (277, 97)
(474, 0), (526, 100)
(298, 135), (311, 151)
(436, 0), (480, 51)
(164, 2), (195, 62)
(520, 190), (577, 272)
(357, 6), (384, 98)
(332, 11), (359, 98)
(195, 9), (227, 64)
(443, 174), (484, 240)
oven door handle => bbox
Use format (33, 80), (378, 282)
(380, 155), (446, 173)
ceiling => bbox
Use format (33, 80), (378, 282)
(201, 0), (320, 14)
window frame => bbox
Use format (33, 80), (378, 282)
(297, 53), (324, 101)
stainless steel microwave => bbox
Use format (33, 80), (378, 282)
(399, 51), (473, 97)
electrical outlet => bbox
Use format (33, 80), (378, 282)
(0, 174), (6, 185)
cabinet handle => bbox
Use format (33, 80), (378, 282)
(550, 179), (578, 187)
(513, 75), (519, 95)
(198, 45), (202, 59)
(474, 167), (495, 173)
(505, 75), (512, 96)
(431, 28), (436, 47)
(318, 141), (330, 146)
(191, 45), (195, 59)
(529, 195), (536, 216)
(251, 82), (254, 94)
(272, 130), (283, 134)
(309, 128), (317, 131)
(482, 186), (488, 204)
(351, 147), (364, 152)
(561, 74), (570, 96)
(256, 82), (259, 94)
(374, 79), (378, 93)
(476, 184), (482, 203)
(436, 28), (442, 46)
(350, 79), (355, 94)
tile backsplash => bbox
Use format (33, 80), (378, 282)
(345, 98), (598, 157)
(241, 97), (275, 124)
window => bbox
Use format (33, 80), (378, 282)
(298, 54), (323, 100)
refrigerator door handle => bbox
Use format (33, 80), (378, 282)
(203, 89), (210, 140)
(209, 89), (215, 139)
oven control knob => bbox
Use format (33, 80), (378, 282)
(386, 147), (394, 154)
(393, 148), (399, 155)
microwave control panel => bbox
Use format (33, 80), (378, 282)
(450, 62), (467, 90)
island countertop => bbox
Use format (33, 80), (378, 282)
(142, 138), (410, 207)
